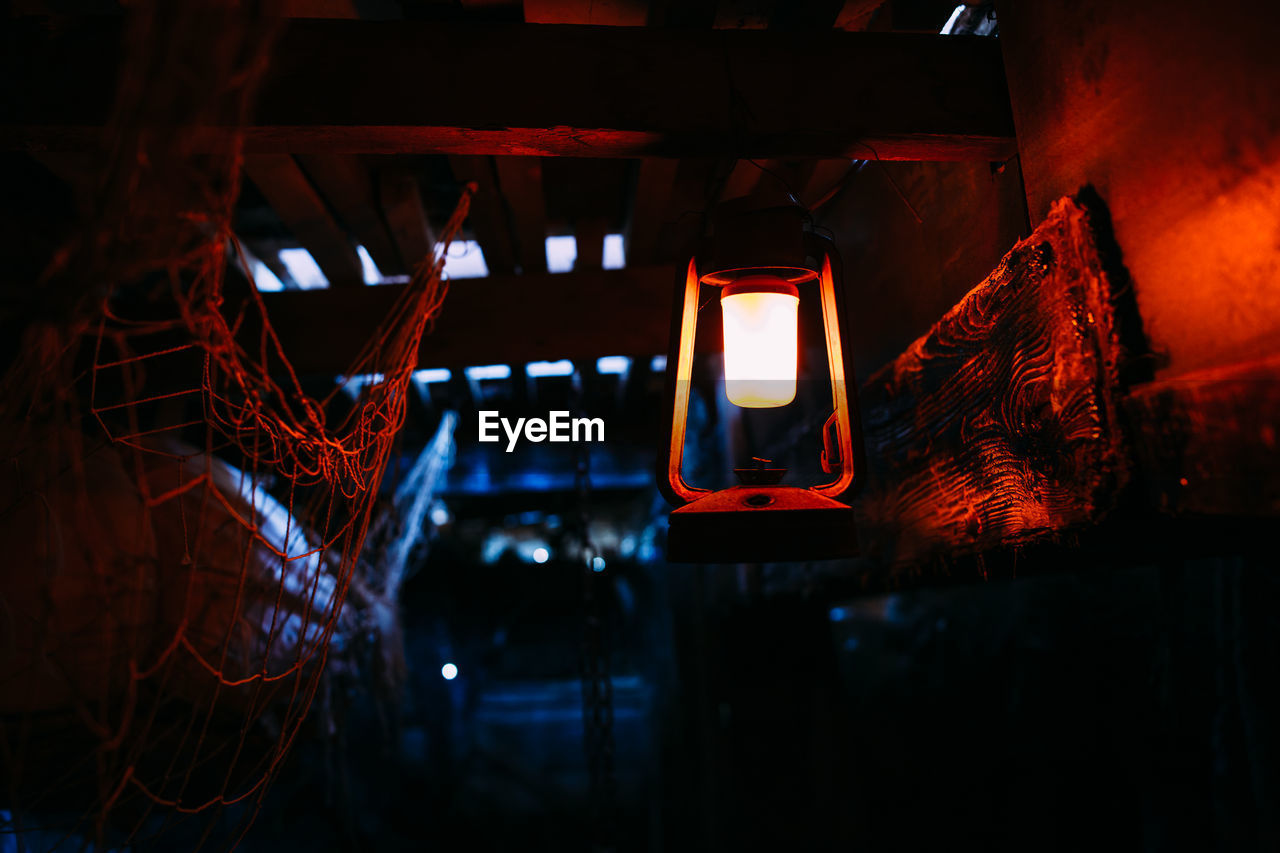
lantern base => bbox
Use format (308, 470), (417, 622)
(665, 486), (858, 563)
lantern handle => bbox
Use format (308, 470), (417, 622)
(657, 258), (712, 507)
(807, 234), (865, 501)
(821, 410), (841, 475)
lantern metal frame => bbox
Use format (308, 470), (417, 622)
(657, 202), (865, 563)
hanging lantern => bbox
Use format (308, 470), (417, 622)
(657, 199), (863, 563)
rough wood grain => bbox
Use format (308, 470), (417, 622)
(857, 194), (1128, 564)
(4, 20), (1016, 161)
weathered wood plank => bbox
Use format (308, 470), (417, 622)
(857, 194), (1128, 565)
(1124, 355), (1280, 517)
(244, 265), (698, 375)
(242, 154), (365, 287)
(4, 20), (1016, 161)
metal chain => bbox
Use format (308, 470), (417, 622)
(572, 370), (616, 852)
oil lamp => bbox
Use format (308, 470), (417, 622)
(658, 198), (863, 563)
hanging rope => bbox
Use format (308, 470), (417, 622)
(0, 2), (474, 848)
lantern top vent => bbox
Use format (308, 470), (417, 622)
(699, 195), (820, 287)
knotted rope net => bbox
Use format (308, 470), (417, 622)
(1, 4), (468, 848)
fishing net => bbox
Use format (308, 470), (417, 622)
(1, 4), (467, 848)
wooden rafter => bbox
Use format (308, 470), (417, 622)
(6, 20), (1016, 161)
(447, 156), (517, 276)
(652, 159), (723, 264)
(833, 0), (887, 31)
(768, 0), (846, 30)
(242, 154), (364, 288)
(717, 159), (768, 203)
(242, 265), (696, 375)
(574, 217), (609, 270)
(297, 154), (403, 276)
(796, 158), (856, 209)
(378, 169), (436, 272)
(239, 238), (301, 289)
(493, 156), (548, 274)
(523, 0), (648, 25)
(648, 0), (718, 28)
(625, 158), (679, 267)
(713, 0), (777, 30)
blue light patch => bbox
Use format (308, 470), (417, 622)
(277, 248), (329, 289)
(526, 359), (575, 378)
(596, 356), (631, 375)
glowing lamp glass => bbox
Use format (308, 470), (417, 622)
(720, 277), (800, 408)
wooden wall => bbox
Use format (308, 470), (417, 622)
(819, 158), (1029, 378)
(996, 0), (1280, 380)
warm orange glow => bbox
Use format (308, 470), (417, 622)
(720, 277), (800, 408)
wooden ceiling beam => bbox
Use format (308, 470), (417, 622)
(714, 0), (777, 30)
(573, 217), (609, 270)
(245, 265), (695, 375)
(651, 158), (723, 264)
(796, 157), (856, 208)
(447, 156), (517, 275)
(493, 156), (548, 274)
(6, 20), (1016, 161)
(648, 0), (718, 28)
(717, 158), (768, 203)
(768, 0), (845, 30)
(624, 158), (679, 267)
(523, 0), (648, 25)
(242, 154), (365, 288)
(239, 238), (302, 289)
(297, 154), (404, 276)
(834, 0), (887, 31)
(378, 169), (436, 272)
